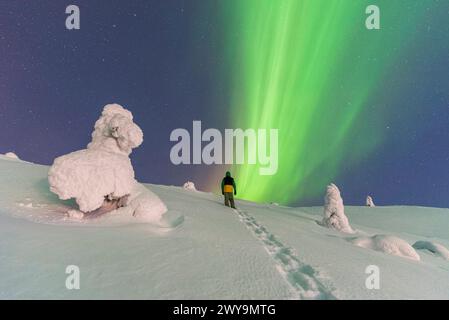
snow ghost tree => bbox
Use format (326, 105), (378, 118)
(366, 195), (375, 207)
(322, 183), (354, 233)
(183, 181), (197, 191)
(48, 104), (167, 221)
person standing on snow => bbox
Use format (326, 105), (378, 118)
(221, 171), (237, 209)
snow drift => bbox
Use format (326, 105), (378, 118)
(413, 240), (449, 260)
(48, 104), (167, 221)
(1, 152), (20, 160)
(1, 156), (449, 299)
(322, 183), (354, 233)
(351, 235), (420, 261)
(5, 152), (19, 159)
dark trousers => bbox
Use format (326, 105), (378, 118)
(224, 192), (236, 209)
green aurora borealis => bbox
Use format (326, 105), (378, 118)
(218, 0), (426, 204)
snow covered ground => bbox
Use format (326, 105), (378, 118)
(1, 155), (449, 299)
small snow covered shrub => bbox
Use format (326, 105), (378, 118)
(351, 235), (420, 261)
(183, 181), (197, 191)
(412, 241), (449, 260)
(322, 183), (354, 233)
(48, 104), (167, 221)
(366, 195), (375, 207)
(5, 152), (19, 160)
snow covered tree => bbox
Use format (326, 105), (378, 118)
(183, 181), (197, 191)
(48, 104), (166, 221)
(366, 195), (375, 207)
(5, 152), (19, 160)
(322, 183), (354, 233)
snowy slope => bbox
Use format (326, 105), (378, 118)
(0, 155), (449, 299)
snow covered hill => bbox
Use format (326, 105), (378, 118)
(1, 155), (449, 299)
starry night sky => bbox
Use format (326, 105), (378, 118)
(1, 0), (449, 207)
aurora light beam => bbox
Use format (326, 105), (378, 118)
(220, 0), (426, 204)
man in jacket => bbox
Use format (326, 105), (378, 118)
(221, 171), (237, 209)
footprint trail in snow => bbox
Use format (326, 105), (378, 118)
(235, 208), (336, 300)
